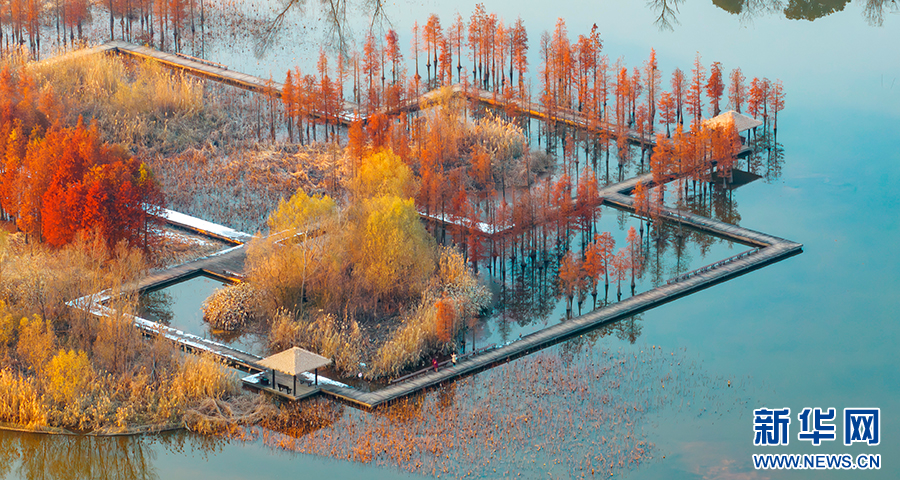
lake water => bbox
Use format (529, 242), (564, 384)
(3, 1), (898, 478)
(137, 274), (269, 357)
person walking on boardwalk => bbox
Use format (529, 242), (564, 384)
(432, 358), (439, 372)
(451, 353), (457, 366)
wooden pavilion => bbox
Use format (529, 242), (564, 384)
(255, 347), (332, 399)
(704, 110), (764, 144)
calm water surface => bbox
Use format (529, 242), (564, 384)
(137, 275), (269, 356)
(3, 1), (898, 479)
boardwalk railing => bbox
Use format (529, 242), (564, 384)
(666, 248), (760, 285)
(64, 177), (800, 410)
(388, 343), (499, 385)
(174, 51), (227, 70)
(39, 42), (674, 148)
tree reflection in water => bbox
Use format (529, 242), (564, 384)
(648, 0), (899, 27)
(256, 0), (391, 58)
(648, 0), (686, 31)
(0, 432), (157, 480)
(863, 0), (898, 25)
(0, 429), (234, 480)
(137, 290), (174, 325)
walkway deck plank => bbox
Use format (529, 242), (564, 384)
(45, 40), (796, 406)
(317, 175), (802, 408)
(44, 41), (751, 149)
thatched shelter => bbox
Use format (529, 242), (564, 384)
(704, 110), (763, 133)
(259, 347), (331, 393)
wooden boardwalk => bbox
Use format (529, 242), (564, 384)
(106, 40), (278, 95)
(49, 42), (786, 407)
(68, 182), (799, 410)
(44, 42), (746, 149)
(133, 311), (265, 372)
(130, 244), (247, 293)
(160, 208), (255, 245)
(318, 174), (802, 409)
(130, 209), (253, 293)
(105, 176), (799, 410)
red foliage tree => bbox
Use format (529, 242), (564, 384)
(706, 61), (724, 117)
(643, 48), (660, 134)
(625, 226), (642, 294)
(657, 90), (675, 137)
(686, 53), (706, 128)
(362, 32), (381, 113)
(575, 167), (600, 248)
(558, 251), (582, 314)
(670, 68), (686, 125)
(768, 79), (785, 135)
(282, 70), (296, 142)
(728, 68), (746, 113)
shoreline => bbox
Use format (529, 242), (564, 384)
(0, 422), (185, 437)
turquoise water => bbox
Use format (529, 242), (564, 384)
(3, 1), (899, 479)
(137, 274), (269, 357)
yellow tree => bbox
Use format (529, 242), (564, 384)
(45, 349), (93, 405)
(268, 188), (337, 233)
(358, 195), (435, 314)
(16, 315), (56, 373)
(261, 188), (337, 312)
(350, 149), (416, 200)
(435, 298), (455, 343)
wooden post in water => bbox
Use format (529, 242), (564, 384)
(315, 368), (318, 386)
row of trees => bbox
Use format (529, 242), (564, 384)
(559, 227), (643, 314)
(317, 5), (530, 116)
(327, 9), (785, 136)
(650, 118), (742, 190)
(0, 0), (208, 56)
(276, 9), (784, 185)
(0, 65), (163, 249)
(335, 85), (736, 290)
(281, 52), (344, 145)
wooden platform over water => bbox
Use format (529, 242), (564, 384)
(130, 245), (247, 294)
(86, 178), (800, 410)
(42, 42), (756, 151)
(48, 40), (789, 408)
(316, 174), (801, 409)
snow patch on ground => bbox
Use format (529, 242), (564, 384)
(419, 211), (510, 236)
(159, 207), (255, 244)
(242, 371), (349, 389)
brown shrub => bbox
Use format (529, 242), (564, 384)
(202, 283), (262, 331)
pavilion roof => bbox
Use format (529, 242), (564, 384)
(704, 110), (763, 133)
(258, 347), (331, 376)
